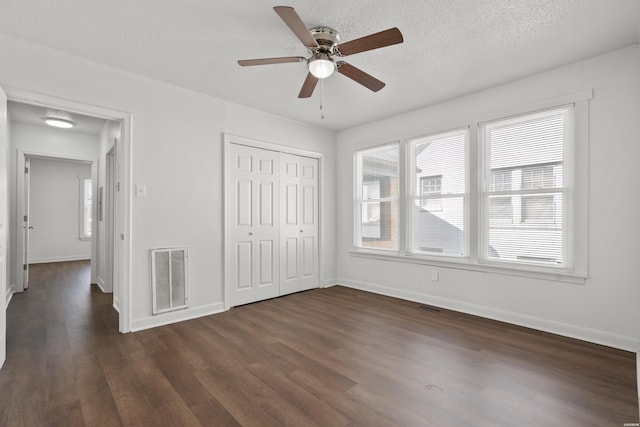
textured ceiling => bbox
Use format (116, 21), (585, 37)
(1, 0), (638, 130)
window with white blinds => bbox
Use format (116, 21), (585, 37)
(480, 107), (573, 267)
(410, 130), (467, 256)
(352, 95), (587, 280)
(355, 144), (399, 250)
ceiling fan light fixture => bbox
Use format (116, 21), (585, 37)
(43, 117), (75, 129)
(308, 54), (335, 79)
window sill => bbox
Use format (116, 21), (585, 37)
(349, 249), (587, 285)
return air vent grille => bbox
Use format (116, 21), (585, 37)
(151, 247), (188, 315)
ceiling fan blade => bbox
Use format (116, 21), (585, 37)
(336, 27), (403, 56)
(273, 6), (319, 48)
(337, 62), (386, 92)
(238, 56), (306, 66)
(298, 73), (319, 98)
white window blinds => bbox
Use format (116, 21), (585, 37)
(481, 107), (573, 267)
(410, 130), (467, 256)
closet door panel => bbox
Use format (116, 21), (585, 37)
(228, 143), (280, 306)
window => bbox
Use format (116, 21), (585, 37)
(80, 178), (92, 239)
(410, 130), (467, 255)
(481, 107), (572, 267)
(355, 144), (399, 250)
(352, 94), (588, 280)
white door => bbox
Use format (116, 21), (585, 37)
(22, 156), (31, 290)
(227, 144), (280, 307)
(0, 87), (8, 368)
(280, 153), (319, 295)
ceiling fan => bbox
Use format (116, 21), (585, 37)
(238, 6), (404, 98)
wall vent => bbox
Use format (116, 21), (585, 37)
(151, 247), (188, 315)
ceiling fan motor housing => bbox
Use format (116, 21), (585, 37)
(309, 26), (341, 54)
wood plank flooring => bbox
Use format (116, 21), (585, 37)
(0, 260), (637, 426)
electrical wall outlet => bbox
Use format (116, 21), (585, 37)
(431, 270), (439, 282)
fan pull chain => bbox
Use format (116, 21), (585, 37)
(320, 79), (324, 120)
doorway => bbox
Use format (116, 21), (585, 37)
(3, 89), (132, 334)
(16, 153), (96, 292)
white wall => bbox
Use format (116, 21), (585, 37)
(336, 45), (640, 351)
(28, 157), (92, 263)
(0, 35), (336, 330)
(7, 122), (100, 287)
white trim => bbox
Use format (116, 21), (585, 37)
(29, 255), (91, 264)
(130, 302), (225, 332)
(6, 86), (133, 333)
(16, 151), (97, 293)
(223, 134), (324, 311)
(5, 285), (14, 308)
(96, 277), (107, 293)
(223, 133), (321, 159)
(322, 278), (338, 288)
(336, 278), (636, 352)
(349, 250), (586, 284)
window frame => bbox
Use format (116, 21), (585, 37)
(351, 89), (591, 284)
(479, 106), (573, 270)
(353, 142), (400, 251)
(407, 128), (469, 257)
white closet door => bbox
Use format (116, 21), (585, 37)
(280, 153), (319, 295)
(227, 144), (280, 306)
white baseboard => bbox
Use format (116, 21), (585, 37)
(5, 285), (14, 308)
(29, 255), (91, 264)
(95, 277), (108, 293)
(130, 302), (226, 332)
(336, 278), (638, 352)
(322, 278), (338, 288)
(113, 296), (120, 313)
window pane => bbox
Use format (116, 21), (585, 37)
(483, 108), (570, 266)
(489, 196), (513, 225)
(361, 147), (398, 199)
(414, 135), (465, 195)
(358, 145), (399, 250)
(412, 131), (466, 256)
(360, 200), (398, 250)
(413, 197), (464, 255)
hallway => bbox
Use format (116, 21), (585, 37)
(0, 261), (122, 425)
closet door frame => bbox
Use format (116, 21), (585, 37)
(223, 134), (323, 310)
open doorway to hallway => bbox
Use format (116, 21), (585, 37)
(6, 100), (122, 322)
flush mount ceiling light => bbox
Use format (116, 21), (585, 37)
(308, 53), (335, 79)
(43, 117), (75, 129)
(42, 108), (76, 129)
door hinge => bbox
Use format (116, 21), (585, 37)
(23, 215), (28, 222)
(23, 264), (27, 270)
(116, 182), (120, 192)
(24, 167), (29, 173)
(121, 233), (124, 241)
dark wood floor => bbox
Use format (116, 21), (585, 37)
(0, 261), (637, 426)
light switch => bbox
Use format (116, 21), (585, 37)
(135, 184), (147, 198)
